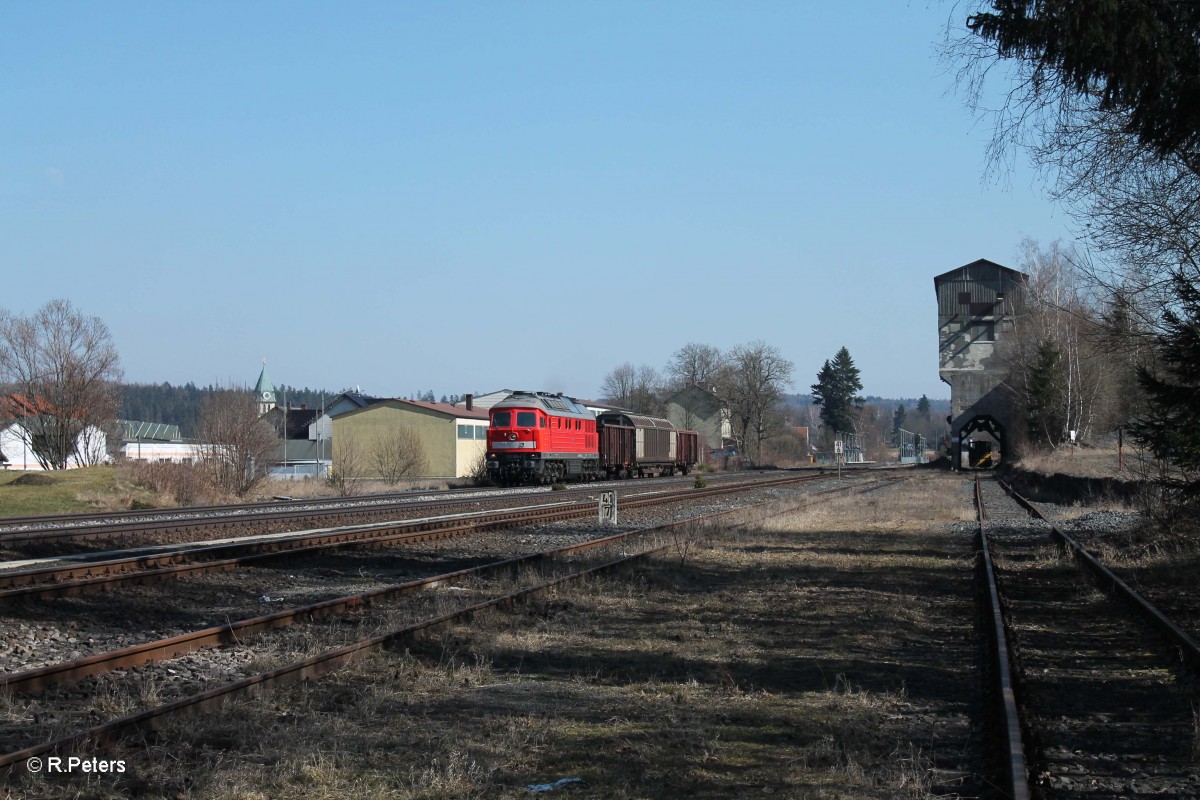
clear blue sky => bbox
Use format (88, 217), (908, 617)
(2, 1), (1070, 402)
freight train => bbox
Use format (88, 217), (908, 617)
(485, 391), (700, 485)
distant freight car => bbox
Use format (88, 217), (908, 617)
(596, 410), (699, 479)
(485, 391), (699, 485)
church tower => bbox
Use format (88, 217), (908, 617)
(254, 359), (277, 416)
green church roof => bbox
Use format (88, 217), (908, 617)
(254, 362), (277, 404)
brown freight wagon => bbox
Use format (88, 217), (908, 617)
(596, 411), (699, 478)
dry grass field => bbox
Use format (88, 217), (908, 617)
(0, 466), (153, 517)
(11, 473), (987, 799)
(1013, 445), (1145, 480)
(0, 462), (467, 519)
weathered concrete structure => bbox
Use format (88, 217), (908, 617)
(935, 259), (1026, 468)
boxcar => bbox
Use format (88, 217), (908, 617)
(596, 411), (698, 478)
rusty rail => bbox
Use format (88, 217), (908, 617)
(0, 473), (835, 601)
(998, 479), (1200, 672)
(2, 476), (889, 693)
(0, 475), (846, 773)
(974, 476), (1031, 800)
(0, 472), (796, 545)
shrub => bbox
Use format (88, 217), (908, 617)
(468, 452), (491, 486)
(122, 460), (209, 506)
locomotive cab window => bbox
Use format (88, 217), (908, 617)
(492, 412), (511, 427)
(516, 411), (537, 427)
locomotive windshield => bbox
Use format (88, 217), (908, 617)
(516, 411), (537, 427)
(492, 411), (511, 427)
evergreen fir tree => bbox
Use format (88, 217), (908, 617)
(1026, 339), (1067, 446)
(810, 347), (865, 435)
(1130, 273), (1200, 495)
(892, 404), (907, 444)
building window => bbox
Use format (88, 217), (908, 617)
(970, 301), (994, 316)
(457, 425), (472, 439)
(475, 426), (486, 440)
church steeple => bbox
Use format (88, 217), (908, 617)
(254, 359), (277, 416)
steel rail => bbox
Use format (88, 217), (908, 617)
(1, 476), (895, 694)
(0, 491), (561, 547)
(0, 519), (671, 693)
(974, 476), (1032, 800)
(0, 471), (781, 544)
(0, 500), (578, 589)
(0, 476), (836, 774)
(997, 479), (1200, 672)
(0, 473), (837, 601)
(0, 483), (537, 531)
(0, 489), (444, 530)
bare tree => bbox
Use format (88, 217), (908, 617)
(947, 10), (1200, 335)
(372, 424), (427, 484)
(601, 362), (662, 414)
(716, 341), (793, 464)
(664, 343), (726, 430)
(665, 343), (725, 391)
(1007, 239), (1127, 448)
(194, 389), (277, 497)
(328, 430), (368, 497)
(0, 299), (122, 469)
(1027, 109), (1200, 337)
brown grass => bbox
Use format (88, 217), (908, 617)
(1014, 446), (1147, 480)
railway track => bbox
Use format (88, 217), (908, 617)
(0, 473), (888, 775)
(0, 471), (783, 552)
(974, 474), (1200, 797)
(0, 473), (840, 601)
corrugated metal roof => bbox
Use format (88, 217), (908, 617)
(598, 410), (676, 430)
(119, 420), (183, 442)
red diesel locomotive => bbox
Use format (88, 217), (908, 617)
(485, 391), (700, 485)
